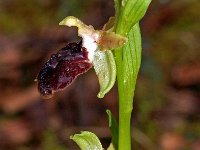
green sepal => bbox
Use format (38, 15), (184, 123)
(93, 51), (116, 98)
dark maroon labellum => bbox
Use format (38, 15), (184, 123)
(36, 41), (92, 99)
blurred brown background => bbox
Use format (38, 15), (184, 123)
(0, 0), (199, 149)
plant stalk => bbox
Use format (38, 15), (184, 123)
(115, 49), (135, 150)
(114, 12), (136, 150)
(118, 91), (133, 150)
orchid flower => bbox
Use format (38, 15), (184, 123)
(36, 16), (127, 99)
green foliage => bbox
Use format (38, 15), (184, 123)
(70, 131), (103, 150)
(114, 0), (151, 36)
(106, 110), (119, 150)
(115, 23), (142, 110)
(113, 0), (151, 149)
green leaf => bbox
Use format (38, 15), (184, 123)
(122, 23), (141, 101)
(71, 131), (103, 150)
(115, 0), (151, 36)
(106, 110), (118, 150)
(93, 51), (116, 98)
(115, 23), (141, 111)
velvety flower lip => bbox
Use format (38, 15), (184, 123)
(36, 41), (92, 99)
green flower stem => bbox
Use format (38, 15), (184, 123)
(114, 14), (132, 149)
(114, 22), (141, 150)
(118, 97), (132, 150)
(115, 48), (134, 150)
